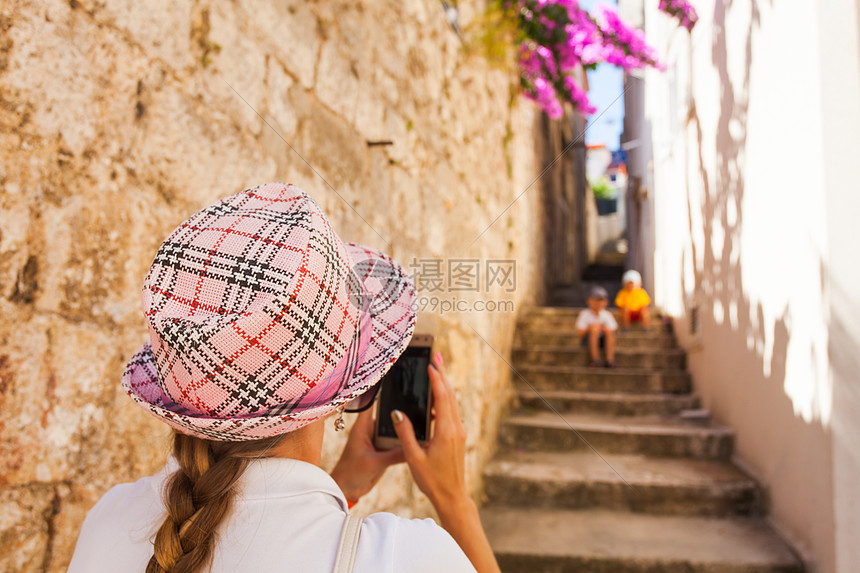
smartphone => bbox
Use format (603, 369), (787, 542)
(373, 334), (434, 450)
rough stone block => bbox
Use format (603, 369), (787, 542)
(0, 484), (55, 573)
(236, 0), (320, 89)
(76, 0), (194, 70)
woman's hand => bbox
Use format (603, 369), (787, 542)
(330, 407), (405, 504)
(390, 352), (469, 508)
(391, 352), (501, 573)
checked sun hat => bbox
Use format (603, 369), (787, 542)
(121, 182), (417, 441)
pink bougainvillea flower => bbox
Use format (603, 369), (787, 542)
(509, 0), (666, 117)
(659, 0), (699, 31)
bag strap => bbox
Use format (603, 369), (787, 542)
(333, 514), (364, 573)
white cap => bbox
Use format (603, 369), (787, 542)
(622, 269), (642, 286)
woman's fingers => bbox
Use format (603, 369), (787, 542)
(390, 410), (426, 465)
(436, 353), (461, 417)
(391, 353), (470, 510)
(428, 354), (453, 420)
(428, 353), (463, 433)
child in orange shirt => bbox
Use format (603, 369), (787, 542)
(615, 270), (651, 331)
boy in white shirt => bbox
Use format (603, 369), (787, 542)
(576, 286), (618, 368)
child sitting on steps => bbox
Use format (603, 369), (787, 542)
(615, 269), (651, 331)
(576, 286), (618, 368)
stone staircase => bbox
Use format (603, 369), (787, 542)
(480, 306), (804, 572)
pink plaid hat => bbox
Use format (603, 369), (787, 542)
(121, 182), (416, 441)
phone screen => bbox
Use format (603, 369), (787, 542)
(376, 345), (432, 441)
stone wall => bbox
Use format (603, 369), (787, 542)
(0, 0), (546, 570)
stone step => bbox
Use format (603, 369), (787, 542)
(514, 364), (692, 393)
(480, 507), (803, 573)
(518, 317), (674, 335)
(518, 309), (660, 322)
(518, 328), (678, 349)
(499, 412), (734, 459)
(483, 451), (762, 517)
(519, 306), (671, 324)
(513, 345), (686, 370)
(517, 389), (700, 417)
(525, 306), (665, 318)
(680, 408), (713, 426)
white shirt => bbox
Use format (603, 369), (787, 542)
(68, 458), (476, 573)
(575, 308), (618, 331)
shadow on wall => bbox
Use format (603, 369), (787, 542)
(685, 0), (765, 374)
(678, 0), (834, 563)
(673, 4), (839, 566)
(682, 0), (832, 418)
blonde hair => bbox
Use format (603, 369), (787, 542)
(145, 431), (285, 573)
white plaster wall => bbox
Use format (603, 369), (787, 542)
(817, 2), (860, 571)
(639, 0), (860, 570)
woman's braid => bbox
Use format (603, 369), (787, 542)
(146, 432), (282, 573)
